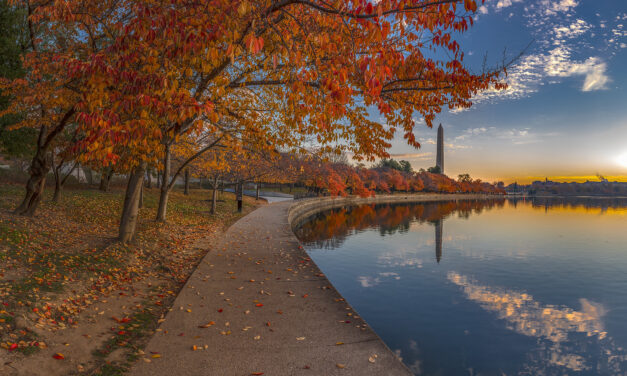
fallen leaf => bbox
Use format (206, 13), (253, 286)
(198, 321), (215, 328)
(336, 363), (345, 369)
(336, 342), (344, 345)
(151, 354), (161, 358)
(53, 353), (65, 360)
(296, 337), (305, 341)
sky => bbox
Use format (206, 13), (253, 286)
(384, 0), (627, 184)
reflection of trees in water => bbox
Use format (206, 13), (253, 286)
(512, 197), (627, 212)
(294, 199), (505, 249)
(295, 197), (627, 251)
(448, 272), (627, 374)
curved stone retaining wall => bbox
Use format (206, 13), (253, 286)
(288, 193), (502, 229)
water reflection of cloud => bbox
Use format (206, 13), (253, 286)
(357, 272), (401, 288)
(448, 272), (627, 373)
(378, 254), (424, 269)
(395, 341), (423, 375)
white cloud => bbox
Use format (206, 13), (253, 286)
(553, 19), (590, 40)
(456, 127), (488, 140)
(453, 5), (613, 113)
(495, 0), (522, 10)
(545, 47), (610, 91)
(541, 0), (578, 16)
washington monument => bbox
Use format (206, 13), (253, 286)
(436, 124), (444, 174)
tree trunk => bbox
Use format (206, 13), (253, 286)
(156, 171), (161, 188)
(52, 164), (62, 203)
(99, 168), (113, 192)
(15, 109), (76, 216)
(237, 181), (243, 213)
(156, 143), (171, 222)
(118, 163), (146, 244)
(52, 161), (78, 203)
(256, 182), (260, 201)
(139, 182), (144, 209)
(83, 166), (93, 185)
(211, 177), (218, 215)
(14, 147), (50, 216)
(184, 168), (190, 195)
(145, 169), (152, 188)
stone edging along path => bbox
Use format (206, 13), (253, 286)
(288, 193), (498, 228)
(130, 194), (499, 376)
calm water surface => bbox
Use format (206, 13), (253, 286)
(294, 198), (627, 375)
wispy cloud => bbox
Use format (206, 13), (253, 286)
(456, 0), (618, 112)
(455, 126), (559, 145)
(389, 152), (433, 160)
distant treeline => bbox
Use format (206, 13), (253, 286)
(506, 180), (627, 196)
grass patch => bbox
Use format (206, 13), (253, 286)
(0, 181), (263, 373)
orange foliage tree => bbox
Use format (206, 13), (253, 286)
(3, 0), (505, 242)
(0, 0), (129, 215)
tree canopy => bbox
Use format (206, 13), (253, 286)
(0, 0), (506, 241)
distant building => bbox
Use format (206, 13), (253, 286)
(436, 124), (444, 174)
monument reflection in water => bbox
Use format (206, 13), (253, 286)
(294, 198), (627, 376)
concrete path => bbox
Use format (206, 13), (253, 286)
(130, 201), (411, 376)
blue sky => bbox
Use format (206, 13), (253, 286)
(386, 0), (627, 183)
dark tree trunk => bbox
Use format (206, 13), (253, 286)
(99, 168), (114, 192)
(156, 143), (171, 222)
(83, 166), (93, 185)
(52, 166), (62, 203)
(145, 169), (152, 188)
(184, 168), (190, 195)
(14, 147), (51, 216)
(256, 182), (260, 201)
(52, 161), (78, 203)
(237, 181), (243, 213)
(118, 163), (147, 244)
(156, 170), (161, 188)
(15, 109), (76, 216)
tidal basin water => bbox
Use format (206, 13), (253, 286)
(294, 198), (627, 375)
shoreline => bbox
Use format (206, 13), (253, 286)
(130, 194), (500, 375)
(289, 193), (502, 229)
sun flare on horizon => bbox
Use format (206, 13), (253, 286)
(617, 153), (627, 169)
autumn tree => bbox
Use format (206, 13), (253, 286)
(0, 0), (131, 215)
(3, 0), (504, 241)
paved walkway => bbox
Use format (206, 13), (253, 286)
(130, 201), (411, 376)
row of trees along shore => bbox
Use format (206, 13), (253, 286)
(0, 0), (508, 243)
